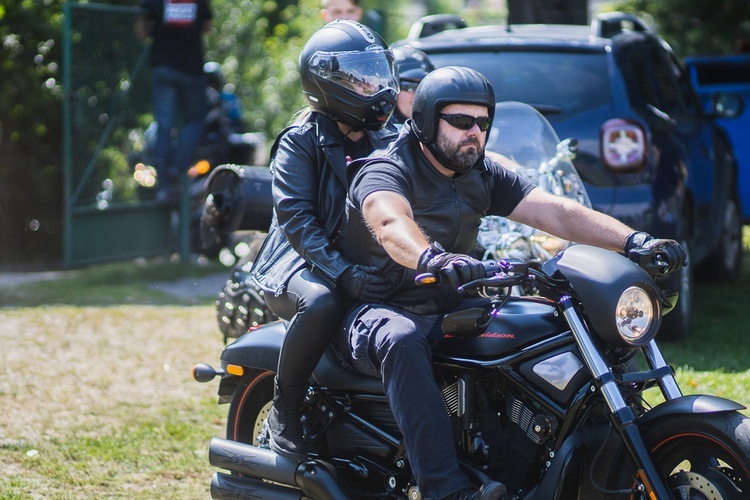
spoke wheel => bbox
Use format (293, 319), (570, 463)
(226, 370), (275, 445)
(607, 412), (750, 499)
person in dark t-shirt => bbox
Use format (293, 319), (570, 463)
(337, 66), (686, 500)
(137, 0), (212, 201)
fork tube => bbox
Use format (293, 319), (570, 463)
(643, 340), (683, 400)
(560, 296), (672, 500)
(560, 296), (627, 413)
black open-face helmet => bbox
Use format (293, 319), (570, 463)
(299, 20), (399, 131)
(411, 66), (495, 171)
(412, 66), (495, 145)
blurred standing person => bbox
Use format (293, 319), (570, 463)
(392, 46), (435, 126)
(204, 61), (243, 131)
(320, 0), (362, 23)
(137, 0), (212, 202)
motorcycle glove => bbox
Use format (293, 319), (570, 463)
(625, 231), (687, 274)
(339, 264), (391, 302)
(417, 243), (486, 289)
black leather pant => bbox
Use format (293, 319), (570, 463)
(265, 267), (344, 389)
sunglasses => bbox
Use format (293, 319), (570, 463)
(439, 113), (491, 132)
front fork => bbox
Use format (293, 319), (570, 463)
(560, 296), (678, 499)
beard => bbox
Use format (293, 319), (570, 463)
(435, 135), (483, 170)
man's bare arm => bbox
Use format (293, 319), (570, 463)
(508, 188), (632, 253)
(361, 190), (430, 269)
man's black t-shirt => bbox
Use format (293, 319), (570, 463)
(141, 0), (212, 75)
(345, 125), (535, 314)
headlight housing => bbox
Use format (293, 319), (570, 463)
(615, 286), (660, 345)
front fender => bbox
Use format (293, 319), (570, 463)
(221, 320), (286, 371)
(639, 394), (746, 427)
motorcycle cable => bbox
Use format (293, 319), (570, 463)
(587, 420), (640, 495)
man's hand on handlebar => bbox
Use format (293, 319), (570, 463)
(417, 243), (486, 289)
(625, 231), (687, 275)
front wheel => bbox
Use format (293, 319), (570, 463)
(225, 369), (275, 445)
(606, 412), (750, 499)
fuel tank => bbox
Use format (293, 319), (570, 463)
(433, 297), (567, 359)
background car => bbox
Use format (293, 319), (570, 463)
(396, 12), (743, 340)
(685, 54), (750, 223)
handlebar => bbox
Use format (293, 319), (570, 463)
(415, 258), (535, 290)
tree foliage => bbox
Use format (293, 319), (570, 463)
(0, 0), (65, 266)
(3, 0), (745, 267)
(609, 0), (750, 57)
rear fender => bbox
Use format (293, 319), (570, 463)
(220, 320), (286, 371)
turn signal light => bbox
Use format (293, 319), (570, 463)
(226, 364), (244, 376)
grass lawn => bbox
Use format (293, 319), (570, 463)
(0, 237), (749, 498)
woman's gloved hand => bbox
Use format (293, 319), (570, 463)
(339, 265), (391, 301)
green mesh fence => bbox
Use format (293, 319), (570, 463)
(63, 1), (181, 266)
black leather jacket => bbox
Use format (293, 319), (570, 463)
(251, 112), (398, 296)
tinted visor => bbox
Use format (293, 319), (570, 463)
(308, 49), (399, 97)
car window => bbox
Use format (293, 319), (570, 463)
(618, 43), (658, 113)
(649, 43), (685, 118)
(693, 60), (750, 85)
(428, 51), (611, 116)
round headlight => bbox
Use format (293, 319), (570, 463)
(615, 286), (659, 344)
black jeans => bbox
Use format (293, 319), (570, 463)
(265, 267), (343, 388)
(338, 301), (487, 499)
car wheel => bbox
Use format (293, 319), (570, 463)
(696, 190), (743, 282)
(657, 239), (693, 342)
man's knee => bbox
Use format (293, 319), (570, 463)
(383, 319), (426, 357)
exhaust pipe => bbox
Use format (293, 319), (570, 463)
(211, 471), (303, 500)
(209, 437), (299, 485)
(208, 437), (351, 498)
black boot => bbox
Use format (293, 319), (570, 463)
(266, 377), (308, 460)
(449, 481), (508, 500)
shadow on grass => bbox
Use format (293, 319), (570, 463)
(0, 258), (228, 307)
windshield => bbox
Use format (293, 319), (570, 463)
(429, 51), (610, 116)
(478, 101), (591, 262)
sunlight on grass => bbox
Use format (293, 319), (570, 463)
(1, 238), (749, 497)
(0, 257), (224, 307)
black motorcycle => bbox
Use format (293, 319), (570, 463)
(194, 244), (750, 499)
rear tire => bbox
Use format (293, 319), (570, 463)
(606, 412), (750, 499)
(226, 370), (275, 445)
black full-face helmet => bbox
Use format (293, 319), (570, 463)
(299, 20), (399, 131)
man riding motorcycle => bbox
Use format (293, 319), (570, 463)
(337, 65), (686, 500)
